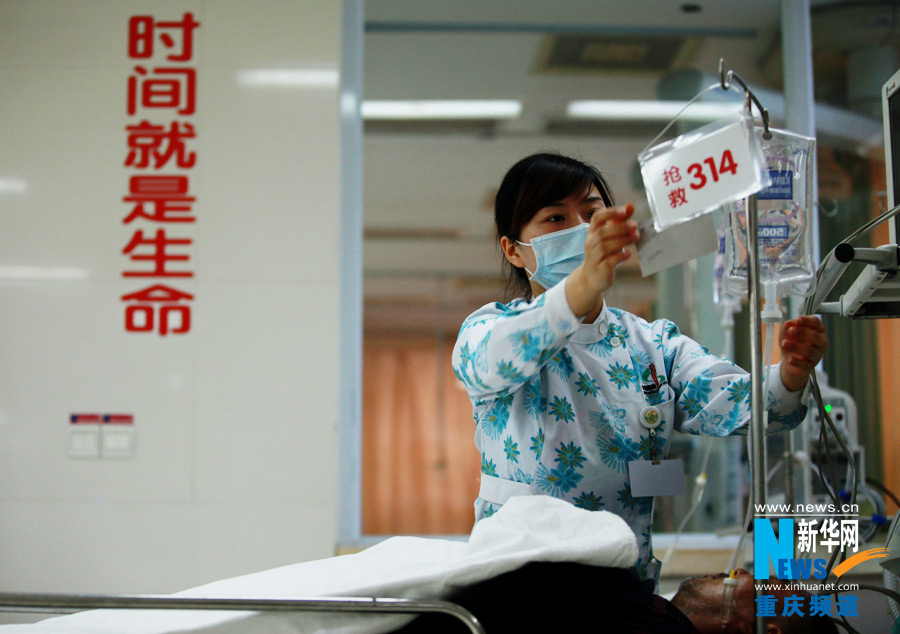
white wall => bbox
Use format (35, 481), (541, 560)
(0, 0), (347, 594)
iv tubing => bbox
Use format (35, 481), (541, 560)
(662, 438), (714, 566)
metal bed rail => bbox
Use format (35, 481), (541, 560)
(0, 593), (486, 634)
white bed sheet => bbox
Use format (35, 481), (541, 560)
(1, 496), (638, 634)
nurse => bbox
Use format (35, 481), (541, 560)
(451, 153), (827, 583)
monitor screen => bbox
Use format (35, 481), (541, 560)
(890, 91), (900, 207)
(883, 69), (900, 242)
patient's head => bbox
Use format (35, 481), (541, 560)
(670, 569), (839, 634)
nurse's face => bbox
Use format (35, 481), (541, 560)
(500, 184), (606, 278)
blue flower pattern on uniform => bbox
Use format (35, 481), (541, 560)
(535, 463), (583, 497)
(504, 436), (520, 463)
(617, 482), (653, 513)
(510, 328), (545, 364)
(590, 402), (628, 434)
(480, 400), (510, 440)
(452, 282), (809, 581)
(726, 378), (751, 404)
(523, 378), (546, 419)
(765, 391), (808, 429)
(606, 362), (637, 390)
(496, 359), (526, 384)
(530, 428), (545, 459)
(679, 369), (714, 417)
(694, 409), (727, 436)
(554, 441), (587, 470)
(547, 348), (575, 380)
(575, 372), (600, 397)
(630, 347), (651, 370)
(548, 395), (575, 423)
(573, 491), (605, 510)
(598, 433), (639, 473)
(514, 468), (533, 484)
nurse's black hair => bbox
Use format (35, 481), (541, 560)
(494, 152), (615, 299)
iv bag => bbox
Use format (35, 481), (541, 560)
(712, 212), (730, 305)
(723, 127), (816, 298)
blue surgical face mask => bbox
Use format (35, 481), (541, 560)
(517, 223), (588, 290)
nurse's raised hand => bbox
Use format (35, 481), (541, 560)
(565, 203), (640, 318)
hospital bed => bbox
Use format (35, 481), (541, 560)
(0, 496), (639, 634)
(0, 594), (485, 634)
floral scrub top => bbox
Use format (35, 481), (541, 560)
(452, 281), (808, 582)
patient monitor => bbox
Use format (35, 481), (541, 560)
(884, 68), (900, 242)
(814, 69), (900, 318)
(830, 68), (900, 317)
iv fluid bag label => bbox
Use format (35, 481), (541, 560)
(722, 127), (816, 298)
(759, 223), (790, 242)
(758, 170), (793, 200)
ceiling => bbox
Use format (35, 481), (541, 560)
(360, 0), (900, 336)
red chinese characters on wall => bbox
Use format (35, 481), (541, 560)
(122, 13), (199, 336)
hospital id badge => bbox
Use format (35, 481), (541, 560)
(628, 459), (687, 497)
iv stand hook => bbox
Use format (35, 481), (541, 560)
(718, 58), (771, 140)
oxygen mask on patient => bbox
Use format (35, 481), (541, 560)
(722, 128), (816, 307)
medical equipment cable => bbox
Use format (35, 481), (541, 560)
(883, 508), (900, 621)
(822, 583), (900, 634)
(801, 370), (857, 578)
(867, 477), (900, 509)
(888, 570), (900, 623)
(793, 200), (897, 575)
(811, 369), (858, 578)
(765, 458), (784, 484)
(786, 453), (886, 544)
(762, 158), (900, 634)
(815, 399), (841, 502)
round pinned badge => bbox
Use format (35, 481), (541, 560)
(640, 406), (662, 428)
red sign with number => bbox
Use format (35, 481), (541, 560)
(639, 111), (768, 230)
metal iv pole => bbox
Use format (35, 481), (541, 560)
(747, 189), (768, 634)
(719, 63), (772, 634)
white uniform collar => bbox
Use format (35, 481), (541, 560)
(569, 301), (613, 344)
